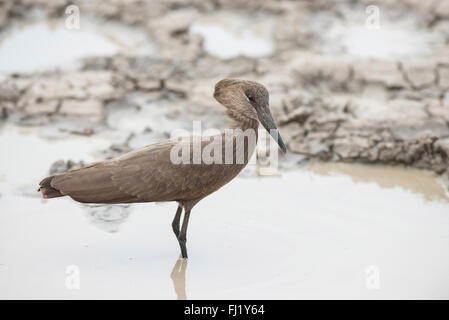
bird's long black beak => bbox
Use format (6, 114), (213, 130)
(256, 105), (287, 153)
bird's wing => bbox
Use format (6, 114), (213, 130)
(50, 138), (228, 204)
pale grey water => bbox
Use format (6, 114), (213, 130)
(0, 17), (155, 74)
(1, 124), (449, 299)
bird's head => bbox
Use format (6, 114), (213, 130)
(213, 78), (286, 153)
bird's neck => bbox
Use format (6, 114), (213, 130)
(222, 109), (259, 165)
(226, 109), (259, 132)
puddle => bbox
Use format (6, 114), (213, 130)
(0, 16), (155, 74)
(309, 6), (445, 59)
(190, 11), (276, 59)
(1, 123), (449, 298)
(309, 161), (449, 202)
(0, 123), (113, 192)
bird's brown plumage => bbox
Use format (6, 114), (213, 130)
(38, 79), (284, 211)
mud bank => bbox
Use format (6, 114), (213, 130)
(0, 0), (448, 187)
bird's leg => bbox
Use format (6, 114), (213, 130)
(178, 209), (191, 259)
(172, 205), (183, 239)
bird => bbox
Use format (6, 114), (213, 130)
(38, 78), (286, 259)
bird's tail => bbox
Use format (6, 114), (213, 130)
(38, 175), (64, 199)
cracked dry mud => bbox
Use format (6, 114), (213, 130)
(0, 0), (448, 189)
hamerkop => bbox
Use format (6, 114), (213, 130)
(38, 79), (286, 258)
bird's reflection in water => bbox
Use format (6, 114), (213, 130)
(80, 204), (189, 299)
(170, 257), (188, 300)
(81, 204), (131, 233)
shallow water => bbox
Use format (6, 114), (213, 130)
(310, 6), (445, 59)
(309, 161), (449, 202)
(0, 124), (113, 193)
(1, 125), (449, 299)
(190, 11), (276, 59)
(0, 17), (155, 74)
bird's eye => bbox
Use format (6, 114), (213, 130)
(247, 94), (254, 102)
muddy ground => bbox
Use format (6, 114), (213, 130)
(0, 0), (448, 187)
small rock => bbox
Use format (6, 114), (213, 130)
(353, 60), (406, 88)
(279, 106), (313, 125)
(86, 83), (117, 99)
(438, 65), (449, 88)
(402, 61), (436, 88)
(24, 100), (59, 115)
(137, 79), (161, 91)
(59, 99), (104, 122)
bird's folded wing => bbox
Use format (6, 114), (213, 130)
(50, 139), (227, 204)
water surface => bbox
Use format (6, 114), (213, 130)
(1, 128), (448, 299)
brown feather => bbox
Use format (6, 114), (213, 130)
(38, 176), (63, 198)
